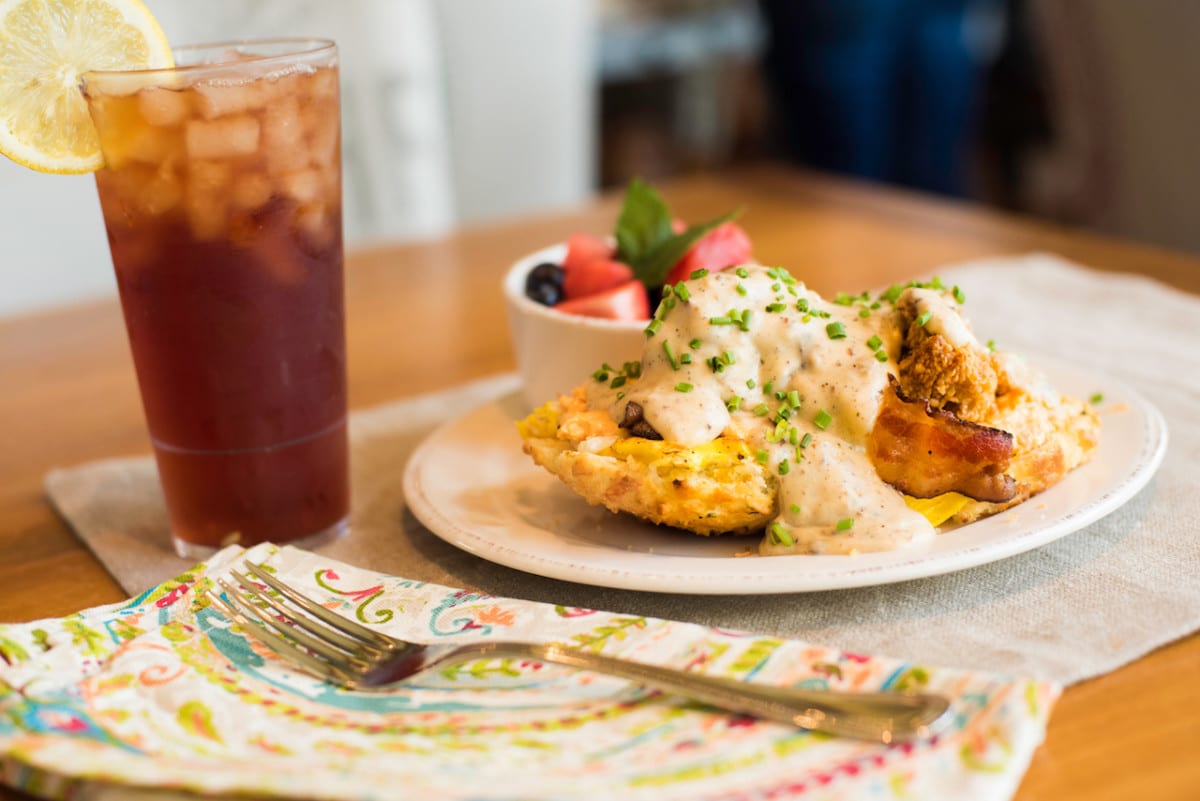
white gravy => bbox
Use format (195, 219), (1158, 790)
(587, 266), (955, 554)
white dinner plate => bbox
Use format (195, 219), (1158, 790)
(403, 359), (1167, 594)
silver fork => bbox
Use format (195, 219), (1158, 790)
(205, 561), (953, 743)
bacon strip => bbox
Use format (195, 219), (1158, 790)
(869, 377), (1017, 503)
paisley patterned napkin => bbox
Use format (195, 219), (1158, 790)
(0, 544), (1054, 801)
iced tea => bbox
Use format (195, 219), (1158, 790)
(83, 40), (348, 557)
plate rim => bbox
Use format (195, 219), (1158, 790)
(403, 358), (1168, 594)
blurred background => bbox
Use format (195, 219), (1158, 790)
(2, 0), (1197, 315)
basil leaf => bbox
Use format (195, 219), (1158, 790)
(614, 178), (674, 266)
(633, 209), (740, 288)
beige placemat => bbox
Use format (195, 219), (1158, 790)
(45, 255), (1200, 686)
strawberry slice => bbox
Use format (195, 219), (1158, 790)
(554, 280), (650, 321)
(562, 232), (613, 274)
(563, 258), (634, 300)
(664, 222), (753, 286)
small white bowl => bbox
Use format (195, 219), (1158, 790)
(503, 243), (648, 409)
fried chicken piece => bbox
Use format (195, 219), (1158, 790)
(898, 334), (1000, 421)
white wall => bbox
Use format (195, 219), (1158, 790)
(0, 160), (116, 316)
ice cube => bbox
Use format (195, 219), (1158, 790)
(186, 191), (227, 241)
(306, 115), (339, 170)
(138, 88), (190, 126)
(189, 160), (233, 194)
(262, 97), (308, 175)
(137, 173), (183, 216)
(185, 115), (261, 160)
(232, 172), (272, 211)
(295, 202), (335, 250)
(279, 169), (323, 205)
(310, 68), (338, 100)
(100, 124), (181, 170)
(194, 80), (264, 119)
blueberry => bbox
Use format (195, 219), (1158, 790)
(525, 261), (564, 306)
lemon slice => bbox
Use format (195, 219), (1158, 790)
(0, 0), (172, 173)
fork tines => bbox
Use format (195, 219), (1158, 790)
(205, 561), (396, 687)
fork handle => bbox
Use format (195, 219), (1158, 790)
(475, 642), (951, 743)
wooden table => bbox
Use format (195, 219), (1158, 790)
(1, 165), (1196, 800)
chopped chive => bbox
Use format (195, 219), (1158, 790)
(789, 503), (801, 514)
(680, 353), (692, 365)
(674, 282), (691, 302)
(879, 283), (904, 304)
(953, 285), (966, 304)
(722, 351), (735, 365)
(709, 315), (733, 325)
(776, 405), (791, 420)
(788, 427), (799, 444)
(772, 282), (782, 292)
(870, 301), (881, 310)
(858, 308), (871, 318)
(610, 375), (626, 389)
(818, 310), (831, 319)
(986, 339), (997, 352)
(766, 302), (787, 313)
(930, 276), (946, 290)
(753, 403), (770, 417)
(813, 409), (833, 430)
(796, 298), (810, 313)
(826, 321), (847, 340)
(625, 361), (642, 377)
(689, 268), (709, 280)
(688, 337), (702, 350)
(768, 522), (794, 546)
(592, 369), (609, 381)
(735, 266), (749, 278)
(799, 432), (812, 449)
(867, 334), (883, 351)
(835, 518), (854, 532)
(663, 340), (679, 370)
(644, 320), (662, 336)
(777, 459), (790, 475)
(787, 389), (801, 408)
(1089, 392), (1104, 404)
(662, 297), (676, 310)
(802, 314), (812, 323)
(916, 310), (933, 327)
(763, 381), (774, 395)
(746, 378), (757, 389)
(616, 391), (625, 400)
(726, 395), (743, 411)
(755, 449), (769, 464)
(738, 310), (752, 331)
(874, 350), (889, 363)
(736, 283), (748, 296)
(675, 382), (693, 393)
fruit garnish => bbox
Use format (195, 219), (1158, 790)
(562, 232), (613, 274)
(524, 262), (565, 306)
(664, 221), (754, 287)
(0, 0), (173, 174)
(614, 178), (741, 289)
(563, 258), (634, 300)
(554, 280), (650, 321)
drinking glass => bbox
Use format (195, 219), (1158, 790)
(82, 39), (349, 558)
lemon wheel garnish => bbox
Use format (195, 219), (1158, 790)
(0, 0), (172, 174)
